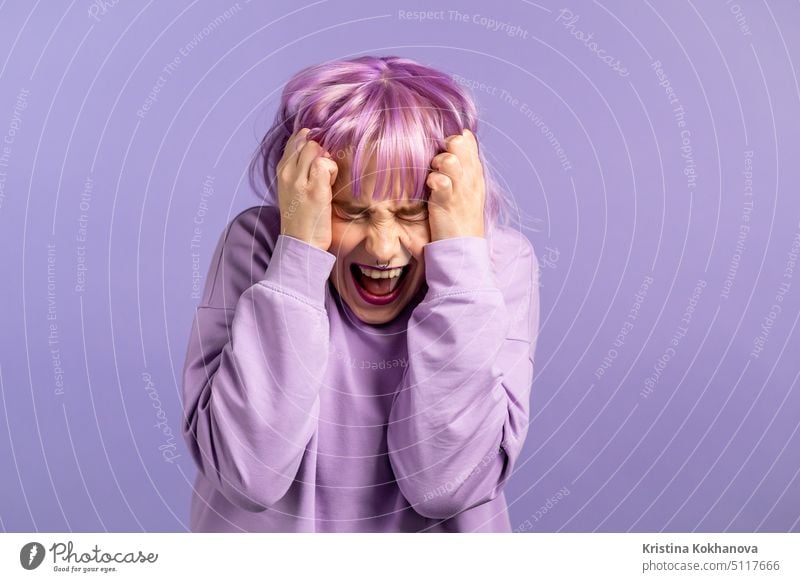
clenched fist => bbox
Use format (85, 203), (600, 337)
(426, 129), (486, 241)
(276, 128), (339, 252)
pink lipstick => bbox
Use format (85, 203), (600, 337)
(349, 262), (412, 306)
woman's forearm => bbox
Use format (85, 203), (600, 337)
(182, 233), (335, 512)
(387, 235), (538, 520)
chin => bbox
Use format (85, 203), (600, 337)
(350, 302), (403, 325)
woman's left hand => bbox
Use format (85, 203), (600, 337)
(426, 129), (486, 242)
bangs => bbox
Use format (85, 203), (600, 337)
(305, 74), (467, 203)
(251, 56), (512, 234)
(351, 88), (437, 202)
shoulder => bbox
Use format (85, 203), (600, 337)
(217, 204), (281, 257)
(488, 225), (540, 339)
(200, 205), (282, 309)
(488, 224), (539, 290)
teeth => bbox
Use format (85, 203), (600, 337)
(358, 265), (404, 279)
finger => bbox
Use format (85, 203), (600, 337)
(445, 129), (479, 162)
(430, 152), (463, 181)
(278, 128), (311, 175)
(297, 138), (323, 177)
(290, 128), (314, 164)
(325, 157), (339, 186)
(289, 127), (311, 147)
(308, 156), (338, 195)
(462, 128), (480, 158)
(426, 170), (453, 198)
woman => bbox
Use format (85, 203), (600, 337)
(181, 55), (540, 532)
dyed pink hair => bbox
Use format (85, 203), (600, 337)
(249, 55), (512, 235)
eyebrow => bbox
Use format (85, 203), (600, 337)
(333, 201), (427, 213)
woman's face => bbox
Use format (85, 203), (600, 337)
(328, 148), (430, 325)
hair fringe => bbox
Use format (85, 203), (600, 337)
(248, 55), (515, 237)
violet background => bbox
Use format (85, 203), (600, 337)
(0, 0), (798, 532)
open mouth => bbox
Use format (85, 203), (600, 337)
(349, 262), (413, 306)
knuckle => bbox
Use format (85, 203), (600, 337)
(427, 172), (450, 190)
(279, 171), (294, 186)
(308, 161), (324, 178)
(446, 134), (465, 147)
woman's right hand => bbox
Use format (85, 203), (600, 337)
(276, 128), (339, 252)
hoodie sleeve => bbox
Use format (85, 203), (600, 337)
(387, 232), (540, 520)
(181, 207), (336, 512)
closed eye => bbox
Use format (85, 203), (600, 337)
(399, 210), (428, 222)
(334, 207), (368, 221)
(398, 202), (429, 222)
(333, 205), (428, 222)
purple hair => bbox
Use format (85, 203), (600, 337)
(249, 55), (513, 235)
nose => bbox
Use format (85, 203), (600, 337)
(365, 222), (404, 265)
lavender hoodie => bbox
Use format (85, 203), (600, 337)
(182, 205), (540, 532)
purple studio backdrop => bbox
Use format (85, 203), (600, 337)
(1, 0), (799, 533)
